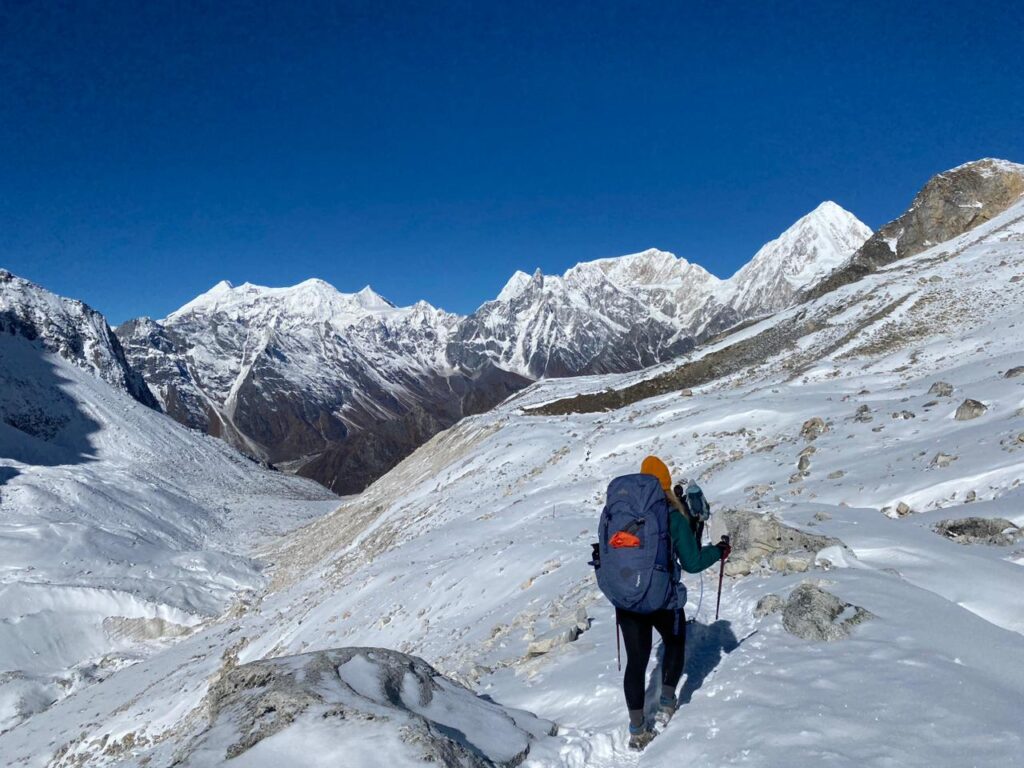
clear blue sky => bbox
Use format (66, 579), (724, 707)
(2, 1), (1022, 322)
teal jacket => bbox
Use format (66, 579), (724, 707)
(669, 506), (722, 573)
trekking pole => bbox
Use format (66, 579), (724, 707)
(715, 535), (730, 621)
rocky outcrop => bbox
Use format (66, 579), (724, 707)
(935, 517), (1022, 546)
(178, 648), (555, 767)
(716, 509), (842, 576)
(782, 583), (874, 642)
(807, 159), (1024, 299)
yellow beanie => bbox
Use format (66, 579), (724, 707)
(640, 455), (671, 491)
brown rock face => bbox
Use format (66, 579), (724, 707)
(808, 159), (1024, 299)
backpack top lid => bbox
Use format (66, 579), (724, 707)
(606, 472), (667, 511)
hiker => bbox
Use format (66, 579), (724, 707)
(592, 455), (730, 751)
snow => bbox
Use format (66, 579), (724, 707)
(0, 328), (337, 732)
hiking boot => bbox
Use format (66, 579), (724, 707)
(654, 695), (677, 731)
(627, 723), (656, 751)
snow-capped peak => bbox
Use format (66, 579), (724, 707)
(727, 200), (872, 315)
(166, 278), (398, 324)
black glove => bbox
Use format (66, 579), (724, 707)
(717, 537), (732, 561)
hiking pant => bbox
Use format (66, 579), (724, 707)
(616, 606), (686, 712)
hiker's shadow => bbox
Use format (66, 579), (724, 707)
(648, 619), (744, 708)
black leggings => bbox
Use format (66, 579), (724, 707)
(616, 607), (686, 711)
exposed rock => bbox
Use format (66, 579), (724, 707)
(771, 555), (811, 573)
(854, 404), (873, 423)
(813, 511), (833, 521)
(827, 470), (845, 480)
(527, 626), (581, 656)
(782, 583), (874, 642)
(180, 647), (553, 767)
(801, 417), (828, 440)
(965, 490), (977, 503)
(928, 381), (954, 397)
(754, 594), (784, 618)
(797, 454), (812, 472)
(935, 517), (1022, 546)
(931, 452), (958, 468)
(807, 159), (1024, 299)
(1004, 366), (1024, 378)
(717, 509), (842, 576)
(896, 501), (912, 517)
(923, 400), (939, 408)
(892, 410), (916, 420)
(954, 399), (988, 421)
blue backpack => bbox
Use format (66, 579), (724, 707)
(593, 474), (679, 613)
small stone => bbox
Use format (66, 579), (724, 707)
(799, 445), (817, 457)
(965, 490), (977, 503)
(931, 452), (957, 468)
(797, 454), (812, 472)
(954, 399), (988, 421)
(1017, 432), (1024, 444)
(827, 470), (845, 480)
(922, 400), (939, 408)
(928, 381), (954, 397)
(680, 388), (694, 396)
(854, 404), (873, 423)
(801, 417), (828, 440)
(813, 511), (832, 521)
(892, 410), (915, 420)
(896, 501), (912, 517)
(1004, 366), (1024, 378)
(789, 473), (804, 484)
(754, 594), (784, 618)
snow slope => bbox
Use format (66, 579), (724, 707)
(4, 195), (1023, 764)
(0, 279), (338, 733)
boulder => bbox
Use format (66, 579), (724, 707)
(896, 501), (912, 517)
(854, 404), (873, 423)
(1004, 366), (1024, 378)
(717, 509), (842, 576)
(782, 583), (874, 642)
(954, 399), (988, 420)
(797, 454), (812, 472)
(935, 517), (1022, 546)
(928, 381), (954, 397)
(179, 647), (555, 767)
(930, 452), (958, 468)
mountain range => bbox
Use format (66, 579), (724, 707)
(116, 200), (872, 492)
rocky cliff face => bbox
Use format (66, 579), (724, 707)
(808, 159), (1024, 299)
(0, 270), (157, 409)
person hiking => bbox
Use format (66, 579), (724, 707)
(592, 455), (730, 751)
